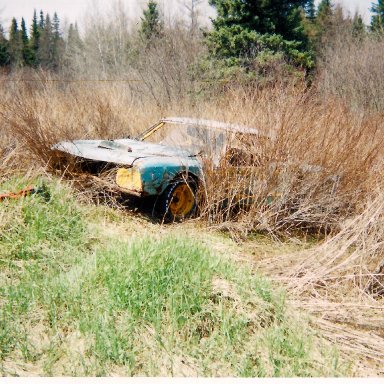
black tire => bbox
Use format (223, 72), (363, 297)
(158, 178), (197, 222)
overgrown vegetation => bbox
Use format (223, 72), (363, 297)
(0, 0), (383, 377)
(0, 178), (343, 376)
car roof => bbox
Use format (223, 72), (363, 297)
(161, 117), (269, 137)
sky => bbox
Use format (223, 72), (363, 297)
(0, 0), (374, 32)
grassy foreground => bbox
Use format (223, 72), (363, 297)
(0, 178), (343, 376)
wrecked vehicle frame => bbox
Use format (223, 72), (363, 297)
(53, 117), (267, 221)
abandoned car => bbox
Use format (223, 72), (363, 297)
(53, 117), (268, 221)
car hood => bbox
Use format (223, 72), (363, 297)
(53, 139), (194, 166)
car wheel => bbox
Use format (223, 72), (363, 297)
(159, 178), (197, 222)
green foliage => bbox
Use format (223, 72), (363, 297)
(206, 0), (314, 74)
(140, 1), (163, 42)
(29, 10), (40, 67)
(38, 14), (54, 68)
(39, 10), (45, 30)
(9, 18), (23, 68)
(21, 18), (34, 66)
(207, 25), (313, 69)
(0, 25), (10, 66)
(209, 0), (310, 40)
(305, 0), (316, 20)
(0, 10), (64, 70)
(0, 178), (86, 261)
(352, 13), (366, 40)
(371, 0), (384, 33)
(96, 238), (213, 329)
(0, 179), (343, 375)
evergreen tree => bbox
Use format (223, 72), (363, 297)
(52, 12), (64, 70)
(67, 23), (83, 52)
(53, 13), (60, 40)
(206, 0), (313, 69)
(352, 12), (365, 39)
(21, 18), (34, 65)
(38, 13), (55, 69)
(316, 0), (333, 28)
(371, 0), (384, 33)
(0, 25), (10, 66)
(140, 1), (163, 41)
(305, 0), (316, 20)
(313, 0), (334, 47)
(64, 23), (84, 74)
(39, 10), (45, 30)
(30, 10), (40, 66)
(9, 18), (23, 67)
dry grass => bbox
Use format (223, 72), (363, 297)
(253, 189), (384, 375)
(198, 84), (383, 237)
(1, 77), (383, 232)
(318, 33), (384, 113)
(1, 37), (384, 374)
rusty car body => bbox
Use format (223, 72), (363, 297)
(53, 117), (267, 221)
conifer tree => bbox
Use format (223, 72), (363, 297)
(38, 13), (54, 69)
(30, 10), (40, 66)
(0, 25), (10, 66)
(39, 10), (45, 30)
(352, 12), (365, 39)
(140, 1), (163, 41)
(316, 0), (333, 28)
(52, 12), (64, 70)
(206, 0), (313, 69)
(9, 18), (23, 67)
(305, 0), (316, 20)
(67, 23), (83, 53)
(313, 0), (334, 47)
(371, 0), (384, 33)
(64, 23), (84, 74)
(21, 18), (34, 66)
(53, 13), (60, 40)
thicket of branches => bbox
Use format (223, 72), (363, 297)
(1, 0), (383, 229)
(1, 2), (383, 374)
(0, 0), (382, 95)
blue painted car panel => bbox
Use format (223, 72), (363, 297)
(53, 135), (204, 197)
(133, 156), (203, 196)
(53, 117), (266, 198)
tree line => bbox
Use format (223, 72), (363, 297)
(0, 0), (383, 76)
(0, 10), (67, 69)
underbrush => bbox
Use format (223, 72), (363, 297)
(0, 178), (342, 376)
(200, 86), (383, 237)
(256, 188), (384, 375)
(1, 80), (383, 237)
(0, 178), (89, 364)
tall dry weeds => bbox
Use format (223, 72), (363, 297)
(255, 188), (384, 375)
(1, 78), (383, 235)
(317, 32), (384, 113)
(198, 84), (383, 236)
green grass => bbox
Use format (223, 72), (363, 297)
(0, 178), (344, 376)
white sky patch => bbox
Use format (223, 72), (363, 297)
(0, 0), (215, 31)
(0, 0), (373, 33)
(316, 0), (372, 23)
